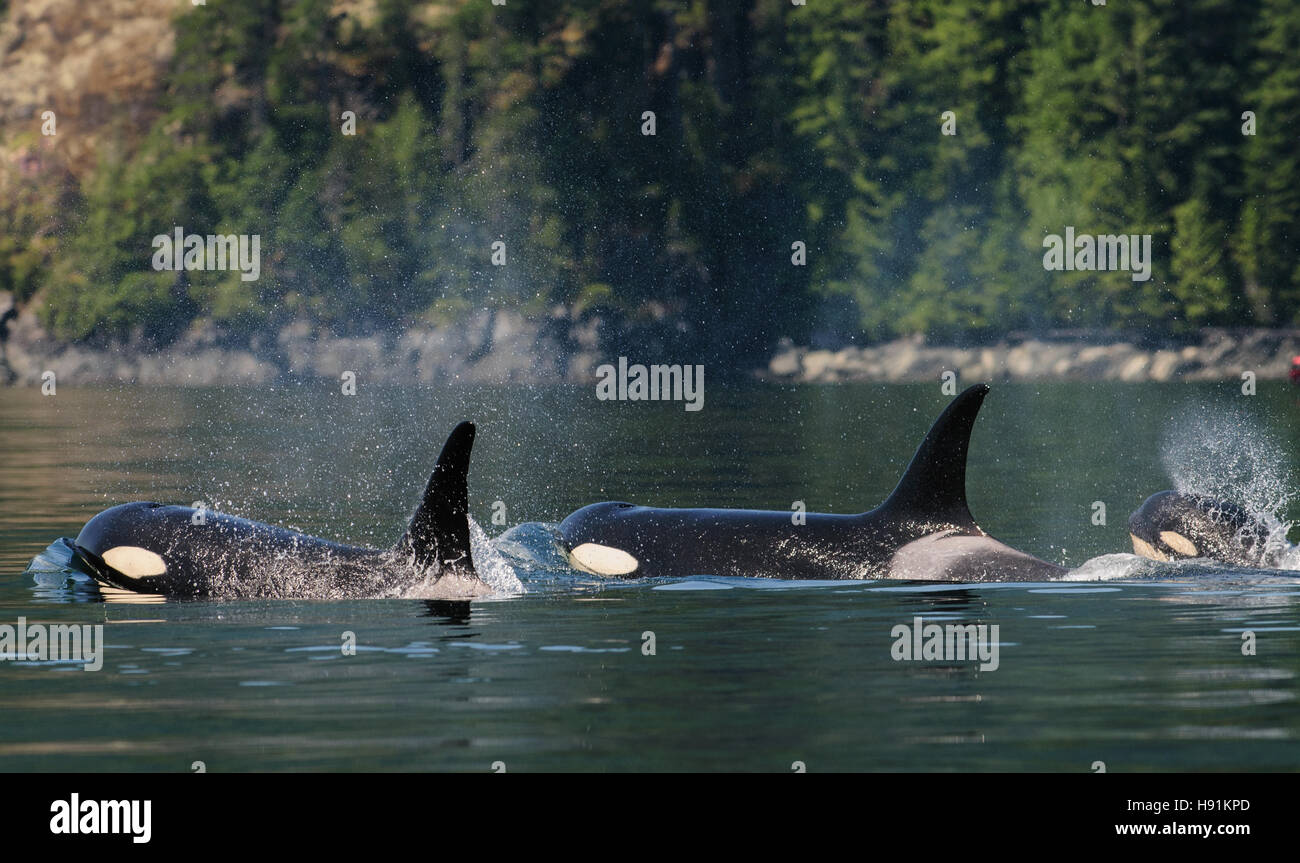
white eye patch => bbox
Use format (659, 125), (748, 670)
(102, 546), (167, 578)
(568, 543), (639, 576)
(1130, 534), (1168, 561)
(1159, 531), (1199, 557)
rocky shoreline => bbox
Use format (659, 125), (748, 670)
(0, 293), (602, 387)
(3, 293), (1299, 387)
(763, 330), (1300, 384)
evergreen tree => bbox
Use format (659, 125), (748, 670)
(1234, 0), (1300, 324)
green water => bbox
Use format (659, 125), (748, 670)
(2, 382), (1300, 771)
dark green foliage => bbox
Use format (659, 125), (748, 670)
(8, 0), (1299, 355)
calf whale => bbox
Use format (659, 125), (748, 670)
(559, 384), (1065, 582)
(72, 422), (486, 599)
(1128, 490), (1294, 568)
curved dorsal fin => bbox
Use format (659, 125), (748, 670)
(877, 384), (988, 527)
(396, 421), (475, 574)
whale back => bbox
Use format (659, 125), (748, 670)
(396, 421), (476, 574)
(874, 384), (987, 531)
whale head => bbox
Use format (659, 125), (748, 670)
(561, 502), (645, 576)
(1128, 490), (1281, 568)
(74, 501), (192, 587)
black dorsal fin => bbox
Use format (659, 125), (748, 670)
(396, 422), (475, 574)
(877, 384), (988, 527)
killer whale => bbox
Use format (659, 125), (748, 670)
(71, 422), (485, 600)
(559, 384), (1066, 582)
(1128, 490), (1293, 568)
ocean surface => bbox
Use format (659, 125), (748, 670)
(2, 381), (1299, 771)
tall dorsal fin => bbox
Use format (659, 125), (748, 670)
(877, 383), (988, 527)
(396, 422), (475, 574)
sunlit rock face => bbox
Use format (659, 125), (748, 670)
(0, 0), (177, 174)
(0, 0), (394, 175)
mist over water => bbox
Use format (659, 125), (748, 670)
(465, 517), (525, 596)
(1159, 401), (1297, 564)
